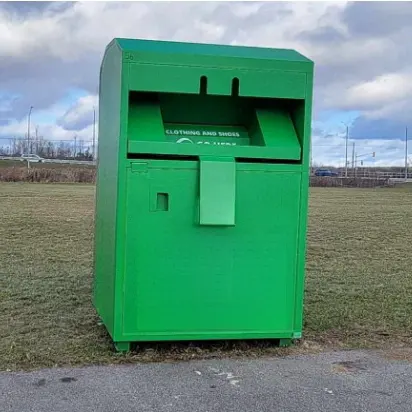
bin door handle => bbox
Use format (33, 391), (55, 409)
(199, 156), (236, 226)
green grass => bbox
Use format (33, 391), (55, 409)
(1, 183), (411, 371)
(304, 187), (412, 347)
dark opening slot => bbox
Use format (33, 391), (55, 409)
(231, 77), (239, 97)
(128, 153), (299, 165)
(199, 76), (208, 95)
(128, 153), (198, 162)
(129, 90), (159, 104)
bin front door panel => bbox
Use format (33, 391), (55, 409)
(123, 161), (302, 340)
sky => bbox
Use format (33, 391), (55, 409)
(0, 1), (411, 167)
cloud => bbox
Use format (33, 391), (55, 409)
(350, 117), (408, 140)
(0, 2), (344, 119)
(57, 94), (97, 131)
(0, 94), (95, 143)
(0, 1), (412, 166)
(342, 2), (412, 37)
(324, 72), (412, 112)
(311, 130), (408, 168)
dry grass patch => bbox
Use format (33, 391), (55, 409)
(0, 184), (411, 371)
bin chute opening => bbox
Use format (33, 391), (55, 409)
(199, 76), (208, 95)
(127, 91), (304, 161)
(231, 78), (239, 97)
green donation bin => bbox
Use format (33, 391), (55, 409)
(93, 38), (314, 352)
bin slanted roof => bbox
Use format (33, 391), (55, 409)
(114, 38), (312, 64)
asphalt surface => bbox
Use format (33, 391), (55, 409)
(1, 349), (411, 412)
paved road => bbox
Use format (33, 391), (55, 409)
(1, 349), (411, 412)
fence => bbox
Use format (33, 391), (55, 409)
(311, 167), (411, 180)
(310, 176), (391, 188)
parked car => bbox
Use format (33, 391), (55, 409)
(20, 154), (44, 163)
(314, 168), (339, 177)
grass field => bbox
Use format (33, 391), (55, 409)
(1, 183), (412, 371)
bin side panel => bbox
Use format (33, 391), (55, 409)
(121, 162), (301, 340)
(292, 76), (313, 337)
(93, 43), (123, 337)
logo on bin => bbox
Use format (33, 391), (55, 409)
(176, 137), (194, 144)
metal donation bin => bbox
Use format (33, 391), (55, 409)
(93, 38), (314, 352)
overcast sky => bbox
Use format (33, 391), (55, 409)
(0, 1), (411, 166)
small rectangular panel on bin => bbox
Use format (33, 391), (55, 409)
(128, 64), (200, 94)
(199, 157), (236, 226)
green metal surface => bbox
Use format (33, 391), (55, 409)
(199, 157), (236, 226)
(116, 38), (312, 63)
(94, 38), (314, 351)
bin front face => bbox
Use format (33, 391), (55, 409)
(95, 38), (313, 345)
(120, 160), (302, 340)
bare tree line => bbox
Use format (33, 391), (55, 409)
(0, 136), (94, 160)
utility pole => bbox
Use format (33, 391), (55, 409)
(405, 126), (409, 181)
(74, 135), (77, 158)
(27, 106), (33, 154)
(345, 125), (349, 177)
(79, 139), (84, 158)
(355, 150), (358, 177)
(351, 141), (355, 175)
(92, 106), (96, 160)
(35, 125), (39, 154)
(341, 122), (349, 178)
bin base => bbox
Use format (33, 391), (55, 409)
(114, 342), (131, 352)
(112, 338), (293, 352)
(279, 338), (292, 347)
